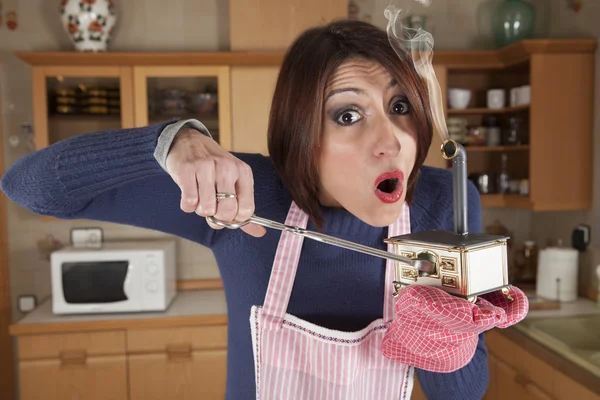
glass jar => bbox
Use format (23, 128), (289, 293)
(492, 0), (536, 47)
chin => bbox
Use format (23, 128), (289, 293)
(352, 200), (404, 227)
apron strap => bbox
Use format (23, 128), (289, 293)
(261, 201), (308, 329)
(262, 200), (410, 328)
(383, 202), (411, 322)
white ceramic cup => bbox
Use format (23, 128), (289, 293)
(448, 88), (471, 109)
(487, 89), (505, 109)
(519, 85), (531, 105)
(510, 88), (520, 107)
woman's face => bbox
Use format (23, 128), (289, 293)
(318, 58), (418, 227)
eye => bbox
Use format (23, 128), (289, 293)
(391, 99), (410, 115)
(335, 109), (362, 126)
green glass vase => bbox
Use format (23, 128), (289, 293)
(492, 0), (536, 47)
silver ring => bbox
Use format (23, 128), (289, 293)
(216, 192), (236, 202)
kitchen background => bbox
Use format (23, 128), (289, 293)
(0, 0), (599, 321)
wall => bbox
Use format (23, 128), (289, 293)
(1, 0), (598, 323)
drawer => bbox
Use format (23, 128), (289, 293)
(17, 330), (126, 360)
(127, 325), (227, 353)
(485, 329), (558, 392)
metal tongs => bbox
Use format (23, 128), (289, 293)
(206, 215), (436, 275)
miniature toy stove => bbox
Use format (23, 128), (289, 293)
(384, 139), (512, 303)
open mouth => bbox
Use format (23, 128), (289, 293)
(377, 178), (399, 194)
(374, 170), (404, 203)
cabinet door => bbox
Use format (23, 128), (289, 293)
(19, 354), (127, 400)
(31, 66), (134, 151)
(230, 66), (279, 155)
(491, 354), (554, 400)
(128, 348), (227, 400)
(529, 53), (594, 210)
(133, 66), (232, 150)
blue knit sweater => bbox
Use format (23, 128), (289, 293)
(0, 121), (489, 400)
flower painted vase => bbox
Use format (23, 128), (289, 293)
(60, 0), (117, 52)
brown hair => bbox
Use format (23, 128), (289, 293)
(267, 19), (433, 228)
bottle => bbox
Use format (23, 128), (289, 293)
(498, 153), (509, 194)
(514, 240), (538, 284)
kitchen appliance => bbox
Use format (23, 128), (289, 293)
(51, 240), (176, 314)
(208, 140), (512, 304)
(535, 246), (579, 302)
(384, 139), (511, 302)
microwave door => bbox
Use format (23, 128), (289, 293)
(60, 260), (139, 311)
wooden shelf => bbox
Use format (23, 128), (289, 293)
(447, 104), (529, 115)
(466, 145), (529, 152)
(15, 38), (597, 69)
(481, 194), (532, 209)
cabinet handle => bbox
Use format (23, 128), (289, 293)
(166, 343), (193, 361)
(514, 373), (532, 387)
(59, 350), (87, 367)
(515, 372), (555, 399)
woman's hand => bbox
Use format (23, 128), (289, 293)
(382, 285), (528, 372)
(165, 127), (266, 237)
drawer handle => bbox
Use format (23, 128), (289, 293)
(59, 350), (87, 367)
(166, 343), (192, 361)
(514, 373), (531, 387)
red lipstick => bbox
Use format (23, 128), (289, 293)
(374, 170), (404, 204)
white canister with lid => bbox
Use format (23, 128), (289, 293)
(535, 246), (579, 302)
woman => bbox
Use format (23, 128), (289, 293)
(1, 20), (520, 399)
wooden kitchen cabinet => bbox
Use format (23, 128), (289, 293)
(128, 350), (226, 400)
(229, 66), (279, 155)
(17, 330), (128, 400)
(28, 65), (134, 150)
(484, 329), (600, 400)
(127, 325), (228, 400)
(444, 40), (596, 211)
(14, 37), (596, 213)
(19, 356), (128, 400)
(14, 323), (228, 400)
(132, 66), (232, 151)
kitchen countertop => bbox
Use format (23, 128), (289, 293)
(500, 294), (600, 395)
(9, 289), (228, 335)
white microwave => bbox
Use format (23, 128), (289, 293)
(50, 240), (177, 315)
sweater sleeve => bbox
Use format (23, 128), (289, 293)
(415, 181), (490, 400)
(0, 120), (217, 246)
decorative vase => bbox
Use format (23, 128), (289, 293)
(60, 0), (117, 52)
(492, 0), (535, 47)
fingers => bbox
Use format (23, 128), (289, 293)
(235, 162), (255, 222)
(213, 161), (239, 223)
(170, 148), (263, 237)
(235, 163), (266, 237)
(196, 160), (216, 217)
(173, 164), (199, 213)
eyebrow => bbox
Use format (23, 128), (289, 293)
(325, 79), (398, 101)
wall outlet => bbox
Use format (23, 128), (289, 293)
(18, 295), (37, 313)
(70, 228), (103, 248)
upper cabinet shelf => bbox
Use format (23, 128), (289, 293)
(447, 105), (530, 115)
(16, 38), (597, 68)
(15, 52), (286, 67)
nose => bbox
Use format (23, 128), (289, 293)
(372, 118), (401, 158)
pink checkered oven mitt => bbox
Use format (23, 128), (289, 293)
(381, 285), (528, 373)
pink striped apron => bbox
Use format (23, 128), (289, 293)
(250, 201), (414, 400)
